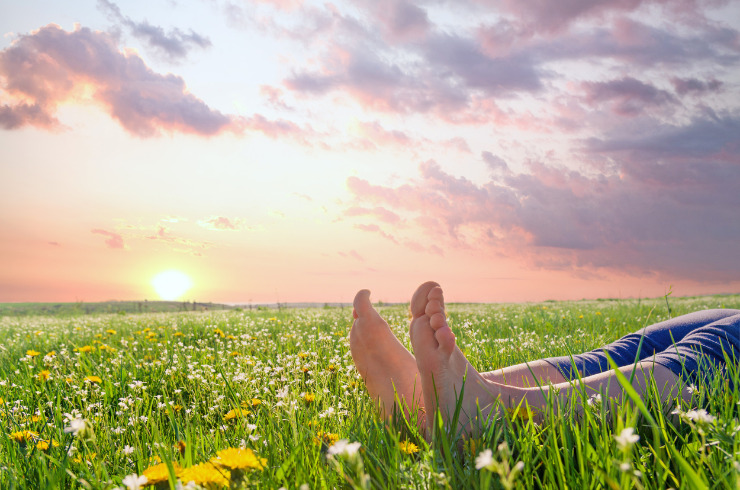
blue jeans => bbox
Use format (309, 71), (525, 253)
(544, 309), (740, 384)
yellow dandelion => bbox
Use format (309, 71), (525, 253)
(10, 430), (38, 443)
(172, 404), (183, 412)
(74, 345), (94, 353)
(212, 447), (267, 471)
(26, 350), (41, 357)
(85, 375), (102, 384)
(106, 329), (116, 335)
(45, 351), (56, 357)
(142, 462), (181, 484)
(506, 406), (533, 421)
(327, 364), (337, 373)
(301, 366), (310, 374)
(36, 439), (60, 451)
(399, 440), (420, 455)
(65, 377), (73, 384)
(298, 352), (309, 359)
(72, 452), (96, 464)
(174, 332), (184, 337)
(213, 328), (225, 338)
(37, 370), (51, 382)
(315, 431), (340, 446)
(224, 408), (250, 421)
(230, 351), (240, 357)
(303, 393), (315, 404)
(227, 335), (237, 340)
(178, 462), (230, 489)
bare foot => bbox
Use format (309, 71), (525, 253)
(409, 282), (501, 438)
(349, 289), (424, 423)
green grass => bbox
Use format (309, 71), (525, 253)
(1, 294), (739, 488)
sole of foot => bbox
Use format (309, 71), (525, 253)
(349, 289), (424, 423)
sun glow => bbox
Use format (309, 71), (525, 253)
(152, 270), (193, 301)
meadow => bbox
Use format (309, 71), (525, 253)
(1, 294), (739, 489)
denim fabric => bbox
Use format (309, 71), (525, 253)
(544, 309), (740, 383)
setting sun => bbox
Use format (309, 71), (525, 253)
(152, 270), (193, 301)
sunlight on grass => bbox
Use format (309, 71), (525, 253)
(0, 294), (738, 488)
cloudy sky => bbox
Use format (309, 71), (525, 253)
(1, 0), (739, 304)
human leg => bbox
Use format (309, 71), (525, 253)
(543, 309), (740, 381)
(409, 284), (724, 437)
(481, 360), (570, 387)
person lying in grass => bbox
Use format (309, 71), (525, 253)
(349, 281), (740, 438)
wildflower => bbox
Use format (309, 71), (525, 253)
(85, 375), (102, 384)
(213, 328), (225, 338)
(175, 440), (186, 455)
(121, 473), (148, 490)
(475, 449), (494, 470)
(683, 409), (716, 425)
(327, 439), (362, 460)
(212, 447), (267, 470)
(614, 427), (639, 451)
(241, 398), (261, 408)
(230, 351), (240, 357)
(327, 364), (337, 373)
(74, 346), (94, 353)
(64, 418), (95, 441)
(45, 351), (56, 357)
(506, 406), (532, 421)
(10, 430), (39, 444)
(303, 393), (316, 404)
(587, 394), (602, 407)
(319, 407), (336, 418)
(224, 408), (250, 421)
(36, 439), (60, 451)
(123, 445), (135, 455)
(37, 370), (51, 382)
(26, 350), (41, 357)
(142, 462), (180, 485)
(178, 462), (230, 488)
(315, 431), (340, 446)
(399, 440), (419, 455)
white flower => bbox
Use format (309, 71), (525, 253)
(319, 407), (336, 418)
(64, 418), (86, 435)
(121, 473), (148, 490)
(684, 409), (715, 425)
(475, 449), (494, 470)
(123, 445), (135, 455)
(587, 394), (602, 407)
(175, 482), (198, 490)
(327, 439), (361, 459)
(614, 427), (639, 450)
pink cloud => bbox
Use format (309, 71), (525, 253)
(344, 114), (740, 279)
(580, 77), (677, 116)
(345, 206), (401, 224)
(91, 229), (124, 249)
(97, 0), (211, 61)
(356, 0), (431, 42)
(0, 24), (234, 136)
(198, 216), (244, 231)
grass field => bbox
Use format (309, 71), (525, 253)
(1, 294), (739, 489)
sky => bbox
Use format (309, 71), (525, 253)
(1, 0), (739, 305)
